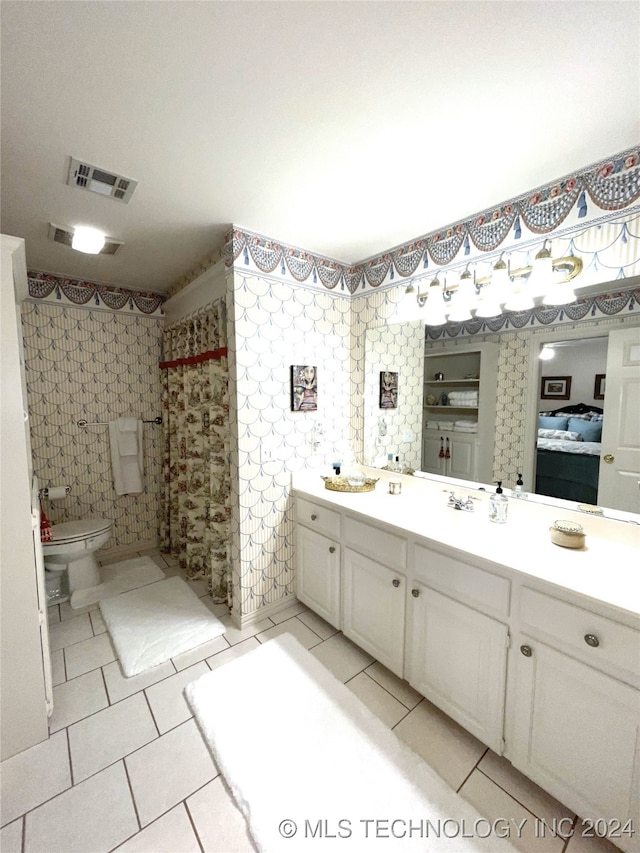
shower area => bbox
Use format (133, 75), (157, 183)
(159, 297), (231, 604)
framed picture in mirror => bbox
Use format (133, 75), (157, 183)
(541, 375), (572, 400)
(594, 373), (605, 399)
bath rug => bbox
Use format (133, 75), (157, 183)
(70, 556), (165, 609)
(185, 634), (516, 853)
(100, 576), (225, 677)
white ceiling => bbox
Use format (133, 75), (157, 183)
(1, 1), (638, 293)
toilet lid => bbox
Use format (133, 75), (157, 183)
(49, 518), (112, 544)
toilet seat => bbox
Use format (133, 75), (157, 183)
(47, 518), (111, 545)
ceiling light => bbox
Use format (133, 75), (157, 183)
(71, 226), (106, 254)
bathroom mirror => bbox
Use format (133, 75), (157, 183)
(362, 293), (640, 519)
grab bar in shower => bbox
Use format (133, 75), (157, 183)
(76, 416), (163, 428)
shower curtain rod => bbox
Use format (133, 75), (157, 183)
(77, 416), (163, 428)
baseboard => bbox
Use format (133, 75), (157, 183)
(100, 538), (158, 560)
(231, 594), (299, 630)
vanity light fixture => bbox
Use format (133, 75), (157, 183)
(400, 245), (583, 323)
(71, 225), (106, 254)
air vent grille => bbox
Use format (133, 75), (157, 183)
(48, 223), (124, 255)
(67, 157), (138, 204)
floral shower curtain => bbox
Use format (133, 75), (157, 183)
(160, 299), (230, 603)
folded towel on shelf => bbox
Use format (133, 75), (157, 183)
(109, 419), (144, 495)
(453, 419), (478, 432)
(447, 391), (479, 403)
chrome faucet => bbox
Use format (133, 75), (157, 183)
(447, 491), (475, 512)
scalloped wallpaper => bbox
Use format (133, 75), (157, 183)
(21, 301), (164, 550)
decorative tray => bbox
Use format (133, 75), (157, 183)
(321, 475), (379, 493)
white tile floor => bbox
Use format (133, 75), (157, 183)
(0, 546), (621, 853)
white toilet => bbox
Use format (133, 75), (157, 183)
(43, 518), (112, 600)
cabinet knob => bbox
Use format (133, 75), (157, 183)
(584, 633), (600, 648)
(310, 514), (318, 521)
(603, 454), (614, 464)
(520, 644), (533, 657)
(411, 588), (420, 598)
(392, 578), (400, 588)
(329, 546), (336, 554)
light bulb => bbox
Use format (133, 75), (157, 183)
(72, 226), (105, 254)
(539, 346), (555, 361)
(422, 278), (447, 325)
(528, 242), (553, 298)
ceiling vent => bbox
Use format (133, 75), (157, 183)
(48, 223), (123, 255)
(67, 157), (138, 203)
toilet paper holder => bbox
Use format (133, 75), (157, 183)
(39, 485), (71, 500)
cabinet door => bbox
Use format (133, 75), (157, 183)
(422, 433), (445, 476)
(342, 548), (405, 677)
(510, 641), (640, 851)
(448, 435), (476, 481)
(406, 582), (508, 752)
(295, 526), (340, 629)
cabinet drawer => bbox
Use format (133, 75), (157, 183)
(295, 497), (341, 539)
(519, 587), (640, 684)
(343, 516), (407, 569)
(413, 543), (510, 618)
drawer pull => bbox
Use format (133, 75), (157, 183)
(520, 644), (533, 657)
(411, 588), (420, 598)
(310, 514), (318, 521)
(329, 546), (336, 554)
(603, 454), (614, 464)
(392, 578), (400, 588)
(584, 633), (600, 648)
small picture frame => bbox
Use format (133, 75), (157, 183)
(594, 373), (605, 400)
(291, 365), (318, 411)
(379, 371), (398, 409)
(541, 375), (572, 400)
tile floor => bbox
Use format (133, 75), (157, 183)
(0, 546), (621, 853)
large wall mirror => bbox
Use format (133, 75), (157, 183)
(363, 298), (640, 518)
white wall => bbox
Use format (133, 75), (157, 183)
(538, 338), (608, 410)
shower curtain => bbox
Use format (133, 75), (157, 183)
(160, 300), (230, 603)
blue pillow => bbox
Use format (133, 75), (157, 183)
(539, 415), (569, 430)
(568, 417), (602, 442)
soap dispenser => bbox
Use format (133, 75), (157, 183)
(514, 472), (524, 498)
(489, 481), (508, 524)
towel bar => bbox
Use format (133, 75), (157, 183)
(77, 416), (162, 428)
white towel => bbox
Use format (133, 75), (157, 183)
(117, 418), (139, 456)
(109, 419), (144, 495)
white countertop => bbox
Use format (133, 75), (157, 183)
(291, 468), (640, 621)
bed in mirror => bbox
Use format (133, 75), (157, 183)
(362, 306), (640, 518)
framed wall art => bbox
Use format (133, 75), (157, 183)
(379, 371), (398, 409)
(291, 365), (318, 411)
(594, 373), (605, 400)
(541, 375), (572, 400)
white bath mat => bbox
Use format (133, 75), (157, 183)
(185, 634), (516, 853)
(70, 556), (165, 610)
(100, 576), (225, 677)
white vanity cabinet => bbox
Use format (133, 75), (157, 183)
(406, 544), (510, 753)
(508, 587), (640, 852)
(292, 477), (640, 852)
(342, 516), (408, 676)
(294, 496), (341, 629)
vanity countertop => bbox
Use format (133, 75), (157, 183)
(292, 468), (640, 621)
